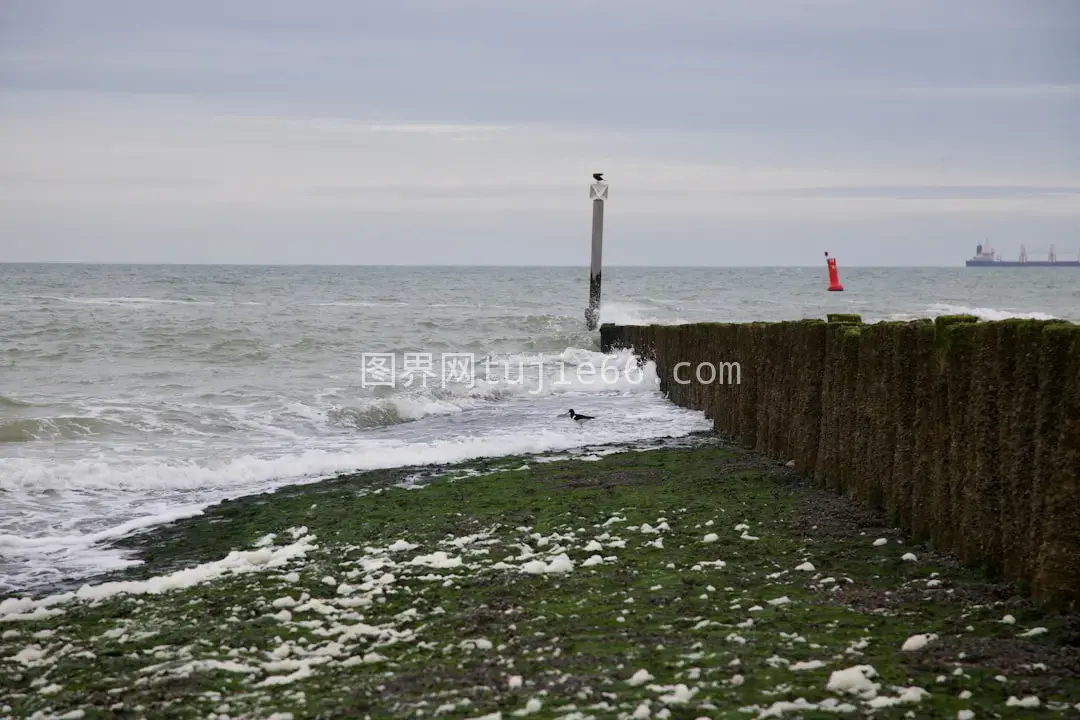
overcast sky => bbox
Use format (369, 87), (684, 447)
(1, 0), (1078, 266)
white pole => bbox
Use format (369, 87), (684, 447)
(585, 173), (608, 330)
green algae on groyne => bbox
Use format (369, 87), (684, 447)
(600, 315), (1080, 612)
(3, 444), (1078, 718)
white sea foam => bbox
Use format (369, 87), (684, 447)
(33, 295), (217, 306)
(0, 531), (318, 620)
(599, 301), (683, 326)
(881, 304), (1067, 323)
(0, 414), (694, 494)
(311, 301), (408, 308)
(925, 304), (1061, 322)
(0, 381), (708, 591)
(0, 506), (207, 552)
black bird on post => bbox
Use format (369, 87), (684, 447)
(593, 172), (604, 182)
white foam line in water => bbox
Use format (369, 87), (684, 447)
(0, 504), (207, 553)
(925, 304), (1062, 322)
(32, 295), (217, 306)
(0, 530), (318, 621)
(0, 420), (700, 493)
(878, 305), (1067, 324)
(0, 412), (710, 591)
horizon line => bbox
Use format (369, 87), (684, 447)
(1, 261), (976, 269)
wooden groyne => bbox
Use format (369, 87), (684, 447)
(601, 314), (1080, 610)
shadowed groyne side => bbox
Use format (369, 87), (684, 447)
(601, 315), (1080, 611)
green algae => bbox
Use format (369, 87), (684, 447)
(1, 444), (1077, 719)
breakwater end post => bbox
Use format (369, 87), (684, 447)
(585, 173), (608, 331)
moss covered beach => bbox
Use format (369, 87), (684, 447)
(2, 438), (1078, 719)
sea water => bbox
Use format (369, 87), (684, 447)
(2, 263), (1076, 592)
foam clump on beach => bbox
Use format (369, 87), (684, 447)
(826, 665), (880, 698)
(520, 553), (574, 575)
(900, 633), (938, 652)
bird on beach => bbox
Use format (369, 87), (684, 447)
(567, 409), (594, 421)
(593, 172), (604, 182)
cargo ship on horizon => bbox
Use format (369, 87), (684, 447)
(966, 243), (1080, 267)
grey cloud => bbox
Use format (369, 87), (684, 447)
(1, 0), (1075, 180)
(0, 170), (216, 190)
(3, 1), (1077, 118)
(305, 184), (574, 200)
(765, 186), (1080, 200)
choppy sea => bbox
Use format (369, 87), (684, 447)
(2, 263), (1077, 593)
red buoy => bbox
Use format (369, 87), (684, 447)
(825, 251), (844, 291)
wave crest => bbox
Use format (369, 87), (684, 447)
(0, 417), (116, 443)
(0, 395), (37, 409)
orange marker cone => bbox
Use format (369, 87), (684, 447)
(825, 251), (844, 291)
